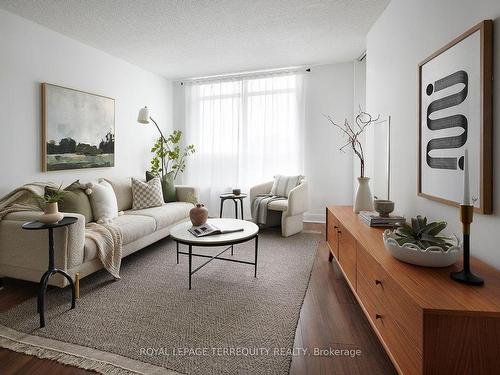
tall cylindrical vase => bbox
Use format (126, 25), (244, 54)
(354, 177), (374, 213)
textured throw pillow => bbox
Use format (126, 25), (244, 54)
(45, 180), (93, 223)
(146, 171), (176, 203)
(132, 177), (164, 209)
(270, 175), (302, 197)
(87, 179), (119, 223)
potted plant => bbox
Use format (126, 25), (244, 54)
(326, 111), (379, 213)
(383, 215), (461, 267)
(35, 184), (66, 224)
(147, 130), (195, 202)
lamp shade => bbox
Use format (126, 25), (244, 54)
(137, 106), (150, 124)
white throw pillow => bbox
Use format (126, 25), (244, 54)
(87, 179), (119, 223)
(270, 175), (302, 197)
(131, 177), (164, 210)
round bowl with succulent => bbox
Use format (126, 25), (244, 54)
(34, 184), (66, 224)
(383, 215), (461, 267)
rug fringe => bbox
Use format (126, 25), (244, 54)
(0, 335), (140, 375)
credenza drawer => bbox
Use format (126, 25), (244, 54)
(338, 224), (356, 288)
(358, 271), (422, 375)
(357, 243), (423, 351)
(326, 210), (339, 259)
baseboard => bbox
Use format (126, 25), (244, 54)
(303, 213), (326, 223)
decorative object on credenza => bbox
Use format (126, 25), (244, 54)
(383, 215), (460, 267)
(232, 188), (241, 196)
(326, 110), (381, 213)
(42, 83), (115, 171)
(138, 107), (195, 202)
(418, 20), (493, 214)
(189, 203), (209, 227)
(451, 149), (484, 285)
(34, 184), (66, 224)
(374, 199), (395, 217)
(359, 210), (404, 227)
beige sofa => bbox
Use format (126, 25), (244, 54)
(0, 177), (197, 287)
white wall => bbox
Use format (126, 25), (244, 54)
(303, 63), (355, 221)
(367, 0), (500, 269)
(0, 9), (172, 196)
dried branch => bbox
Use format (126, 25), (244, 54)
(325, 110), (380, 178)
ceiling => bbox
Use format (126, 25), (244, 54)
(0, 0), (389, 79)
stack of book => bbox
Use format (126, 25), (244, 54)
(359, 211), (405, 227)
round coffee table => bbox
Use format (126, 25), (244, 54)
(170, 218), (259, 289)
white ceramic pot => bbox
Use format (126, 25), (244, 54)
(383, 230), (461, 267)
(39, 202), (64, 224)
(354, 177), (374, 213)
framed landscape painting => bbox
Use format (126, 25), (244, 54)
(42, 83), (115, 171)
(417, 20), (493, 214)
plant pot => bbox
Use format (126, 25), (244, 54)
(383, 230), (461, 267)
(354, 177), (374, 213)
(39, 202), (64, 224)
(190, 203), (208, 226)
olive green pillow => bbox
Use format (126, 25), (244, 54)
(146, 171), (176, 203)
(45, 180), (93, 223)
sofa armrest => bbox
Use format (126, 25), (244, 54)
(250, 181), (273, 206)
(287, 181), (308, 216)
(0, 211), (86, 286)
(176, 185), (198, 203)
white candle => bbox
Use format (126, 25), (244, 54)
(463, 148), (470, 205)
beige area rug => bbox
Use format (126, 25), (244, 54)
(0, 230), (320, 374)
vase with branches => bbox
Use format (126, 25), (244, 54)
(326, 110), (380, 213)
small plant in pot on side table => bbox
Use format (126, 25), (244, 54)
(326, 111), (380, 213)
(35, 184), (66, 224)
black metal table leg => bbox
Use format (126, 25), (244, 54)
(220, 199), (225, 218)
(240, 199), (244, 220)
(233, 199), (238, 218)
(231, 245), (234, 256)
(189, 244), (192, 290)
(254, 235), (259, 277)
(176, 242), (179, 264)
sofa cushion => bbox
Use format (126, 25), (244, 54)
(112, 214), (156, 245)
(132, 177), (164, 210)
(46, 180), (93, 223)
(105, 177), (133, 211)
(125, 202), (193, 230)
(88, 179), (119, 223)
(268, 199), (288, 212)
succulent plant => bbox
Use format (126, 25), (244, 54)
(389, 215), (457, 251)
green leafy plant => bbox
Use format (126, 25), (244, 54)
(150, 130), (195, 179)
(34, 184), (66, 205)
(389, 215), (457, 251)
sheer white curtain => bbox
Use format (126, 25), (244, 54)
(184, 73), (304, 217)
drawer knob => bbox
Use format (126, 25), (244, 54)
(334, 225), (338, 229)
(375, 279), (382, 286)
(375, 314), (382, 320)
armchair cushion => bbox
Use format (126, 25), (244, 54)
(270, 175), (302, 197)
(268, 199), (288, 212)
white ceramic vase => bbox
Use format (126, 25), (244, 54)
(354, 177), (374, 213)
(39, 202), (64, 224)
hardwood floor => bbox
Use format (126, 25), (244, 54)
(0, 223), (395, 375)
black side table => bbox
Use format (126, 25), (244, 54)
(219, 192), (247, 219)
(22, 216), (78, 328)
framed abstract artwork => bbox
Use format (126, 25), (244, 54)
(418, 20), (493, 214)
(42, 83), (115, 171)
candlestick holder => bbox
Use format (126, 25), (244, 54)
(450, 205), (484, 286)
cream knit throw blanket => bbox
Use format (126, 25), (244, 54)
(0, 183), (123, 278)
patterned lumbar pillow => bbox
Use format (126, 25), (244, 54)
(132, 177), (164, 210)
(270, 175), (303, 197)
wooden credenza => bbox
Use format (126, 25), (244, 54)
(326, 206), (500, 375)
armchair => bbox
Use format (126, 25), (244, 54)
(250, 179), (308, 237)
